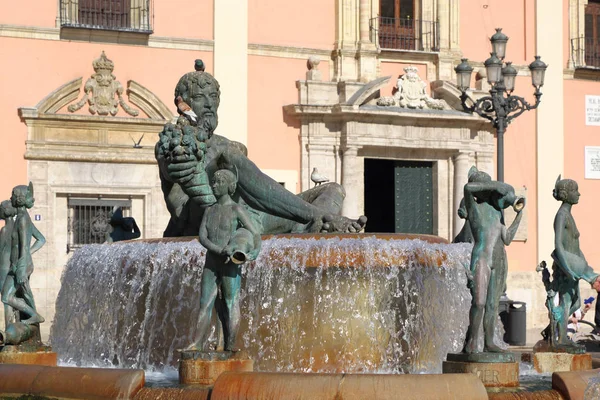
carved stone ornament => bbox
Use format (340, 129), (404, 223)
(306, 56), (322, 81)
(68, 51), (139, 117)
(377, 66), (449, 110)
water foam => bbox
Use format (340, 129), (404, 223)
(51, 236), (472, 374)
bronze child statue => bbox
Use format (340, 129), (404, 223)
(0, 200), (17, 328)
(186, 169), (261, 352)
(461, 166), (524, 355)
(537, 176), (599, 351)
(2, 183), (45, 327)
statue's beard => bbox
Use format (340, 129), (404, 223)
(197, 113), (218, 135)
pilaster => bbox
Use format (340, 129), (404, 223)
(334, 0), (378, 82)
(453, 151), (470, 237)
(341, 146), (362, 218)
(214, 0), (248, 144)
(536, 0), (564, 264)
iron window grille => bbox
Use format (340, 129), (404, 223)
(571, 1), (600, 69)
(370, 17), (439, 52)
(60, 0), (153, 33)
(67, 197), (132, 253)
(571, 36), (600, 69)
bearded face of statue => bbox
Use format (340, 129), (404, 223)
(188, 81), (220, 134)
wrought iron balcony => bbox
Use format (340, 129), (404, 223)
(370, 17), (439, 52)
(60, 0), (153, 33)
(571, 36), (600, 69)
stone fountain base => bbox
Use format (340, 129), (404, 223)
(443, 353), (519, 388)
(179, 350), (253, 385)
(0, 323), (56, 366)
(0, 349), (56, 366)
(533, 352), (592, 374)
(532, 340), (592, 373)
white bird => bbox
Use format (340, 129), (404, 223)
(311, 168), (329, 186)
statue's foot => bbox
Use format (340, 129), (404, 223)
(555, 341), (585, 351)
(21, 314), (44, 325)
(463, 341), (476, 354)
(224, 346), (240, 353)
(483, 344), (507, 353)
(320, 215), (367, 233)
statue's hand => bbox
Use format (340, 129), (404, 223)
(247, 247), (260, 261)
(164, 153), (199, 183)
(16, 266), (27, 286)
(222, 245), (233, 257)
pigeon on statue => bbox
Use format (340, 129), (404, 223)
(311, 168), (329, 186)
(175, 96), (198, 123)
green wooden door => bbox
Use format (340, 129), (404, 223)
(394, 161), (433, 234)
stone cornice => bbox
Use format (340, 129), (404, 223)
(0, 24), (336, 60)
(149, 35), (213, 51)
(285, 103), (492, 130)
(25, 145), (157, 164)
(340, 105), (492, 129)
(0, 24), (59, 40)
(379, 49), (439, 63)
(248, 43), (332, 59)
(20, 112), (167, 128)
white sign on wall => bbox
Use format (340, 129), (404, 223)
(586, 95), (600, 126)
(585, 146), (600, 179)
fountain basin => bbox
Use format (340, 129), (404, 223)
(51, 234), (471, 374)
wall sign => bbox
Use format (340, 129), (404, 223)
(585, 146), (600, 179)
(586, 95), (600, 126)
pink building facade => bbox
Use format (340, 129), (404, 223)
(0, 0), (598, 341)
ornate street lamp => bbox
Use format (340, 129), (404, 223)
(454, 29), (548, 182)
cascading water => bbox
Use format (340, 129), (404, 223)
(51, 235), (472, 374)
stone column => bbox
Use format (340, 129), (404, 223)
(435, 0), (461, 81)
(357, 0), (378, 82)
(453, 152), (470, 238)
(359, 0), (370, 43)
(341, 146), (361, 218)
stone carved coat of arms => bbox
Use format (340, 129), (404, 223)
(68, 51), (139, 117)
(377, 66), (449, 110)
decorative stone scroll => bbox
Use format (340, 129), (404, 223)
(68, 51), (139, 117)
(377, 66), (449, 110)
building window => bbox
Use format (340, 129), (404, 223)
(60, 0), (152, 33)
(67, 197), (132, 253)
(585, 0), (600, 67)
(372, 0), (438, 52)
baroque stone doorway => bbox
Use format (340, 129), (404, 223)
(364, 159), (433, 234)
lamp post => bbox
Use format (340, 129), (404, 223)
(454, 28), (548, 182)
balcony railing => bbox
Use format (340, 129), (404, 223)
(60, 0), (152, 33)
(370, 17), (439, 52)
(571, 36), (600, 69)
